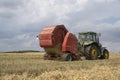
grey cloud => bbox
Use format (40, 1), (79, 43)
(0, 0), (24, 9)
(95, 17), (120, 25)
(0, 11), (16, 19)
(0, 32), (40, 52)
(101, 29), (120, 42)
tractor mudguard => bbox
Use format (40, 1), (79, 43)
(101, 47), (106, 55)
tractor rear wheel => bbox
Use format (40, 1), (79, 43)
(101, 49), (109, 59)
(61, 53), (73, 61)
(86, 45), (98, 60)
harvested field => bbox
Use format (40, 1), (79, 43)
(0, 52), (120, 80)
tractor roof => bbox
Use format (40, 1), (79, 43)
(79, 32), (97, 35)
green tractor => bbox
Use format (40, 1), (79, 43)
(78, 32), (109, 60)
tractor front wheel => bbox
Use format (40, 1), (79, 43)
(101, 49), (109, 59)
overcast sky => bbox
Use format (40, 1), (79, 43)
(0, 0), (120, 52)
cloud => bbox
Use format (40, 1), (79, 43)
(0, 0), (120, 52)
(0, 0), (23, 9)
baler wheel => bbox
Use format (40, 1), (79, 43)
(61, 53), (73, 61)
(44, 54), (49, 60)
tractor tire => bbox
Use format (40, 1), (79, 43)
(101, 49), (109, 59)
(86, 45), (98, 60)
(61, 53), (73, 61)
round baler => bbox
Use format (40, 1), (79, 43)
(38, 25), (81, 61)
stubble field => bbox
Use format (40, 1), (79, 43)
(0, 52), (120, 80)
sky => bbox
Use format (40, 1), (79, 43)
(0, 0), (120, 52)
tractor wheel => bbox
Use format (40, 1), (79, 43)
(61, 53), (73, 61)
(101, 49), (109, 59)
(86, 45), (98, 60)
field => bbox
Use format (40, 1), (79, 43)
(0, 52), (120, 80)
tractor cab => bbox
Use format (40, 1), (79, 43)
(78, 32), (109, 60)
(78, 32), (100, 46)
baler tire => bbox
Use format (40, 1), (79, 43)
(61, 53), (73, 61)
(44, 54), (49, 60)
(44, 54), (51, 60)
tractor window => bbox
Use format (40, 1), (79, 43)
(79, 34), (86, 41)
(93, 34), (96, 41)
(79, 33), (98, 42)
(79, 34), (90, 41)
(89, 35), (92, 40)
(79, 34), (84, 41)
(89, 34), (96, 42)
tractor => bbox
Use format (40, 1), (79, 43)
(38, 25), (109, 61)
(78, 32), (109, 60)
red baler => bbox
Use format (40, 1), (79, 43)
(38, 25), (81, 61)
